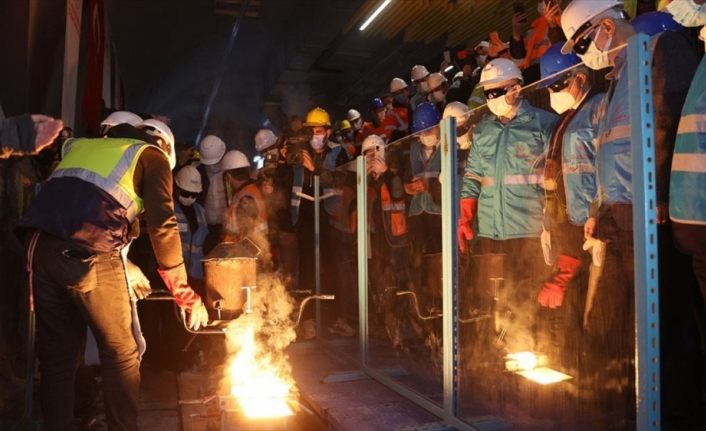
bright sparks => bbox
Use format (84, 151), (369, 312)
(228, 324), (294, 418)
(505, 351), (572, 385)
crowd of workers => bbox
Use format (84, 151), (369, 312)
(1, 0), (706, 429)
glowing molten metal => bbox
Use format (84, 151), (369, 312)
(505, 351), (572, 385)
(228, 323), (294, 418)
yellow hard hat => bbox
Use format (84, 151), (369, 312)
(304, 107), (331, 127)
(339, 119), (352, 131)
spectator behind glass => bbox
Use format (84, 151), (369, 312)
(511, 0), (566, 84)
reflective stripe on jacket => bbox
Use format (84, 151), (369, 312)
(54, 138), (148, 221)
(562, 93), (602, 225)
(461, 100), (558, 239)
(670, 56), (706, 225)
(175, 201), (208, 279)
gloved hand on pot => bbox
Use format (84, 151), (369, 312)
(158, 262), (209, 330)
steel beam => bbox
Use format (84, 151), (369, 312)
(357, 155), (370, 365)
(627, 33), (660, 431)
(439, 117), (459, 417)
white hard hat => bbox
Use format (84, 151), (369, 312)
(427, 72), (448, 92)
(389, 77), (408, 93)
(411, 65), (430, 82)
(361, 134), (385, 160)
(139, 118), (176, 170)
(453, 71), (464, 81)
(474, 41), (490, 50)
(100, 111), (142, 129)
(442, 101), (470, 122)
(174, 165), (203, 193)
(478, 58), (523, 88)
(254, 129), (278, 152)
(560, 0), (624, 54)
(347, 109), (362, 122)
(221, 150), (250, 171)
(198, 135), (226, 165)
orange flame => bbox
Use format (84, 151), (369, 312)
(228, 323), (294, 418)
(224, 275), (297, 418)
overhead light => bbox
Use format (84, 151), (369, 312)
(444, 65), (454, 73)
(359, 0), (393, 31)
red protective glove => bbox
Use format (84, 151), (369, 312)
(157, 263), (202, 311)
(537, 254), (580, 308)
(458, 198), (478, 253)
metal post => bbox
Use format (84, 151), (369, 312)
(439, 117), (458, 416)
(314, 175), (322, 338)
(627, 33), (660, 431)
(356, 156), (369, 365)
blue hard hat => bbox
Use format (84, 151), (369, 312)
(411, 102), (441, 133)
(371, 97), (385, 110)
(539, 42), (582, 89)
(631, 11), (683, 36)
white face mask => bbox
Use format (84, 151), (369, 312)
(549, 91), (577, 114)
(206, 162), (222, 174)
(178, 195), (196, 207)
(666, 0), (706, 27)
(419, 134), (438, 147)
(432, 90), (446, 103)
(310, 135), (326, 150)
(457, 134), (472, 150)
(579, 27), (613, 71)
(353, 118), (363, 131)
(419, 81), (429, 93)
(487, 94), (515, 118)
(537, 1), (547, 15)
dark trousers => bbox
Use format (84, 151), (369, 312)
(30, 234), (139, 431)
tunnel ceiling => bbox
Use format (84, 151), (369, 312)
(105, 0), (536, 151)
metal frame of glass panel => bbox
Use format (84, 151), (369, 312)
(324, 33), (661, 431)
(628, 33), (660, 431)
